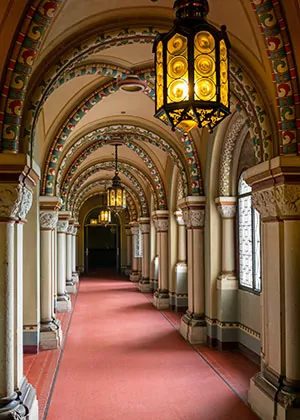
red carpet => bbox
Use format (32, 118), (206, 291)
(46, 275), (258, 420)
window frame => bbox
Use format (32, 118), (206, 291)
(237, 174), (262, 295)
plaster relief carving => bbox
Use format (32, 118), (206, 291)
(252, 188), (276, 219)
(275, 185), (300, 217)
(0, 184), (33, 220)
(140, 224), (150, 234)
(155, 219), (169, 232)
(183, 209), (205, 228)
(57, 220), (69, 233)
(217, 204), (236, 219)
(40, 212), (58, 229)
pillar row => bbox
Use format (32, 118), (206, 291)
(129, 222), (140, 282)
(57, 212), (71, 313)
(179, 196), (206, 344)
(138, 218), (151, 293)
(125, 226), (132, 276)
(66, 221), (76, 293)
(214, 197), (238, 349)
(0, 182), (38, 419)
(173, 210), (188, 312)
(39, 199), (62, 351)
(153, 211), (169, 310)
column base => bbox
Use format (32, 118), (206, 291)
(40, 321), (62, 350)
(169, 292), (188, 312)
(72, 272), (79, 283)
(153, 290), (169, 310)
(249, 373), (300, 420)
(23, 325), (40, 354)
(180, 312), (207, 344)
(0, 378), (38, 420)
(57, 294), (71, 312)
(66, 281), (76, 294)
(125, 268), (132, 276)
(130, 272), (140, 282)
(138, 278), (151, 293)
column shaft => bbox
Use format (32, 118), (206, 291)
(153, 211), (169, 310)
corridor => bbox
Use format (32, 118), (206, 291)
(44, 275), (258, 420)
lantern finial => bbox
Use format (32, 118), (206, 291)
(174, 0), (209, 20)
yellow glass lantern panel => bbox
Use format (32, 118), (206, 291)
(194, 31), (217, 102)
(167, 34), (189, 104)
(220, 39), (229, 107)
(156, 41), (164, 110)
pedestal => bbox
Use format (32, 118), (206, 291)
(40, 321), (62, 351)
(153, 290), (169, 310)
(180, 312), (207, 344)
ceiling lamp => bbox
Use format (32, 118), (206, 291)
(153, 0), (231, 133)
(107, 142), (126, 213)
(117, 75), (146, 93)
(98, 208), (111, 225)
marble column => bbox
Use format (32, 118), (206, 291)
(66, 222), (76, 293)
(130, 222), (140, 282)
(173, 210), (188, 311)
(138, 218), (151, 292)
(125, 226), (132, 276)
(0, 182), (38, 419)
(179, 196), (206, 344)
(153, 211), (169, 310)
(214, 197), (238, 349)
(56, 215), (71, 313)
(244, 157), (300, 420)
(72, 223), (79, 283)
(39, 206), (62, 350)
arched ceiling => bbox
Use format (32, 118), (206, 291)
(26, 0), (281, 222)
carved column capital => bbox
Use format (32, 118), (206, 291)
(140, 223), (150, 234)
(155, 218), (169, 232)
(67, 225), (74, 235)
(182, 208), (205, 229)
(40, 212), (58, 230)
(57, 220), (69, 233)
(130, 223), (139, 236)
(215, 197), (237, 219)
(0, 183), (33, 221)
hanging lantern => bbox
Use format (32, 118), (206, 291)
(98, 209), (112, 225)
(107, 144), (126, 212)
(90, 218), (98, 225)
(153, 0), (231, 133)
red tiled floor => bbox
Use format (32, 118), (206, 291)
(161, 308), (259, 403)
(23, 289), (78, 420)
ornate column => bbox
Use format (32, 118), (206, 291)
(72, 223), (79, 283)
(153, 211), (169, 310)
(39, 197), (62, 350)
(214, 197), (238, 349)
(0, 182), (37, 419)
(179, 196), (206, 344)
(57, 212), (71, 313)
(150, 216), (158, 291)
(173, 210), (188, 311)
(129, 222), (140, 282)
(66, 221), (76, 293)
(244, 157), (300, 420)
(138, 218), (151, 292)
(125, 226), (132, 276)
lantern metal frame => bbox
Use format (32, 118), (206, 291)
(106, 143), (126, 213)
(153, 0), (231, 133)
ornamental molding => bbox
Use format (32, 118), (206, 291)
(57, 220), (69, 233)
(182, 208), (205, 228)
(0, 184), (33, 220)
(217, 204), (237, 219)
(155, 218), (169, 232)
(40, 212), (58, 229)
(252, 185), (300, 219)
(140, 224), (150, 234)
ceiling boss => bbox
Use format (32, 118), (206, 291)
(153, 0), (231, 133)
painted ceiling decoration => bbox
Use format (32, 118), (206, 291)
(63, 161), (152, 214)
(73, 181), (140, 222)
(52, 126), (190, 197)
(0, 1), (297, 157)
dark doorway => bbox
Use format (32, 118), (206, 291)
(84, 209), (120, 275)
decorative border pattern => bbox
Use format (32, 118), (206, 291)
(64, 161), (150, 215)
(205, 316), (261, 340)
(54, 125), (189, 198)
(72, 181), (139, 222)
(251, 0), (299, 153)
